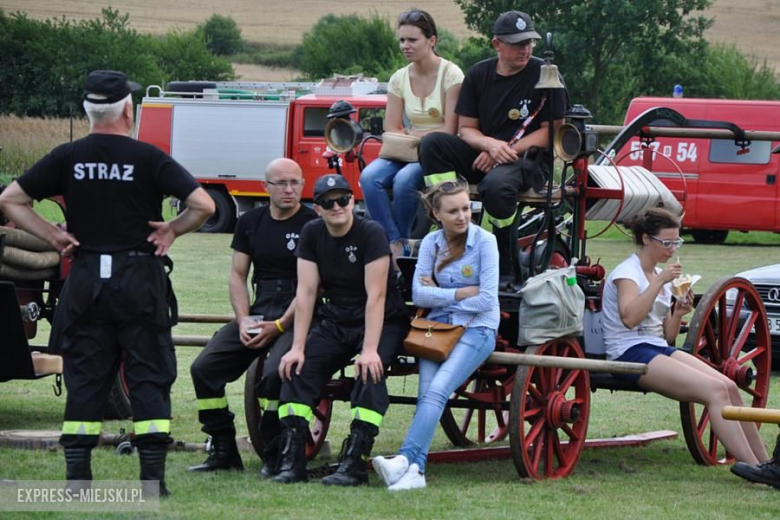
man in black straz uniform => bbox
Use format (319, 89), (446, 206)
(420, 11), (567, 283)
(189, 158), (316, 476)
(274, 174), (409, 486)
(0, 70), (215, 497)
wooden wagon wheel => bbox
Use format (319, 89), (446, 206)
(680, 277), (771, 465)
(244, 357), (332, 460)
(104, 361), (133, 420)
(439, 344), (520, 446)
(509, 337), (591, 479)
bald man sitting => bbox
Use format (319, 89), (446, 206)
(189, 158), (317, 476)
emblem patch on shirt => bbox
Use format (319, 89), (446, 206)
(286, 232), (299, 251)
(461, 265), (474, 278)
(519, 99), (531, 118)
(428, 107), (440, 118)
(508, 108), (521, 121)
(345, 245), (358, 263)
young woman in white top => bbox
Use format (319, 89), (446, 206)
(359, 9), (464, 267)
(602, 208), (768, 465)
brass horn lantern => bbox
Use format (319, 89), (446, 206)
(554, 123), (582, 162)
(324, 118), (363, 154)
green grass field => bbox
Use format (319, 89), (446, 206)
(1, 227), (780, 519)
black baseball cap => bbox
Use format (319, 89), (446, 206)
(84, 70), (142, 104)
(493, 11), (541, 44)
(313, 174), (352, 202)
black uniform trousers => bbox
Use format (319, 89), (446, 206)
(59, 251), (176, 450)
(420, 132), (549, 226)
(190, 279), (295, 437)
(279, 311), (409, 430)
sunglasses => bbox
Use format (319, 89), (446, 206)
(398, 10), (430, 25)
(317, 194), (352, 210)
(650, 236), (684, 249)
(436, 178), (469, 194)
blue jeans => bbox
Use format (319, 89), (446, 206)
(398, 327), (496, 472)
(359, 158), (423, 243)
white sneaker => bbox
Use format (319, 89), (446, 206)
(388, 463), (426, 491)
(373, 455), (409, 486)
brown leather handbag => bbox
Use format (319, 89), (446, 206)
(403, 309), (471, 363)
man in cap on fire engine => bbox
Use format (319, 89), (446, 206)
(188, 158), (316, 476)
(419, 10), (567, 284)
(272, 174), (409, 486)
(0, 70), (215, 496)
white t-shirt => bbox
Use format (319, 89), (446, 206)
(387, 58), (464, 132)
(602, 254), (672, 360)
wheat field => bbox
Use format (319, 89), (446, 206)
(1, 0), (778, 72)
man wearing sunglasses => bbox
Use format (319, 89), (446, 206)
(419, 10), (567, 283)
(189, 158), (316, 477)
(274, 174), (409, 486)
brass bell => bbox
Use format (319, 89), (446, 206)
(535, 62), (565, 90)
(535, 32), (565, 90)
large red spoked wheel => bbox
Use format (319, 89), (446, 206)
(244, 357), (332, 460)
(439, 346), (519, 446)
(680, 277), (771, 465)
(509, 338), (591, 479)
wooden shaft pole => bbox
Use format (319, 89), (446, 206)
(178, 314), (233, 324)
(486, 351), (647, 375)
(171, 336), (646, 374)
(589, 125), (780, 142)
(722, 406), (780, 424)
(172, 335), (211, 347)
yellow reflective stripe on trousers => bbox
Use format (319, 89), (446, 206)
(351, 407), (383, 428)
(278, 402), (313, 422)
(133, 419), (171, 435)
(258, 398), (279, 412)
(197, 396), (228, 411)
(423, 171), (457, 187)
(62, 421), (102, 436)
(480, 209), (517, 230)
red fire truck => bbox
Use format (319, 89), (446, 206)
(134, 78), (388, 233)
(618, 97), (780, 243)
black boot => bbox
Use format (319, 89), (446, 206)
(272, 427), (308, 484)
(321, 422), (376, 487)
(64, 447), (93, 494)
(493, 226), (516, 288)
(731, 433), (780, 489)
(259, 436), (280, 479)
(188, 432), (244, 472)
(139, 445), (170, 497)
(259, 410), (282, 478)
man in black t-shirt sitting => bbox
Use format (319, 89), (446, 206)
(419, 11), (567, 280)
(0, 70), (215, 496)
(274, 174), (409, 486)
(189, 158), (316, 476)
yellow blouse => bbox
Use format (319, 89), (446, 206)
(387, 58), (464, 132)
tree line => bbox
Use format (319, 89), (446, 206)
(0, 8), (234, 118)
(2, 3), (778, 124)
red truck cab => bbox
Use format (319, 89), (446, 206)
(135, 80), (387, 233)
(619, 97), (780, 243)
